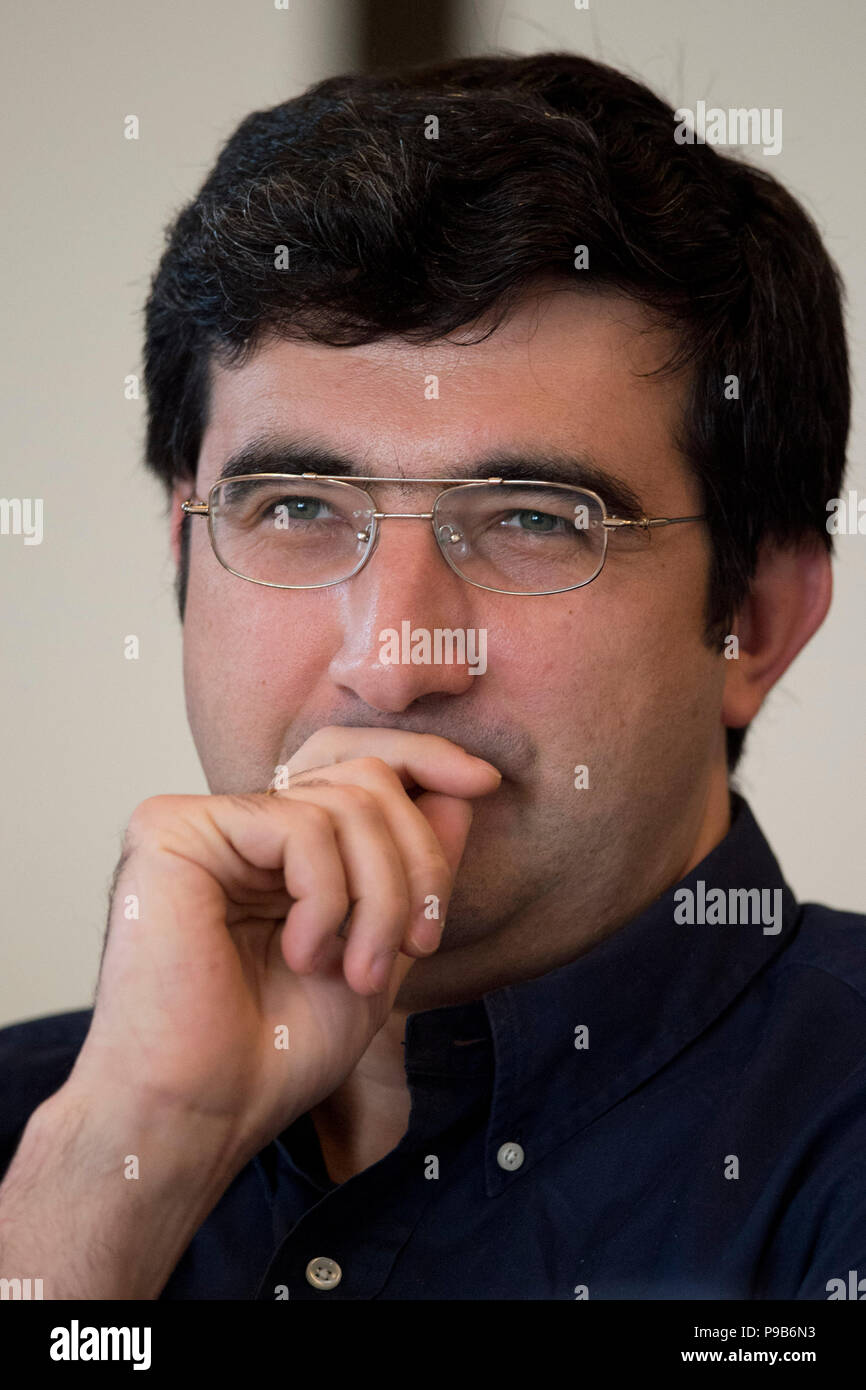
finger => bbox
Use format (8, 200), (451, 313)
(281, 727), (502, 798)
(271, 804), (352, 974)
(278, 760), (461, 957)
(282, 784), (413, 995)
(160, 793), (353, 958)
(413, 792), (475, 881)
(114, 796), (353, 996)
(383, 946), (421, 1004)
(407, 793), (474, 948)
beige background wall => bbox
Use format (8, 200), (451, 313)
(1, 0), (863, 1028)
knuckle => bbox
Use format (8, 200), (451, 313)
(340, 783), (380, 815)
(353, 755), (395, 782)
(126, 794), (176, 836)
(296, 801), (333, 836)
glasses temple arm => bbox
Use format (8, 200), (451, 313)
(602, 514), (705, 530)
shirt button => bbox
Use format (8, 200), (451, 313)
(305, 1256), (342, 1290)
(496, 1141), (525, 1171)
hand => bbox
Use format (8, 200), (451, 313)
(64, 729), (502, 1171)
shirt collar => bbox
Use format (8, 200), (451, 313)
(404, 793), (800, 1197)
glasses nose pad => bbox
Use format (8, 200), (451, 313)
(356, 515), (380, 564)
(436, 519), (473, 573)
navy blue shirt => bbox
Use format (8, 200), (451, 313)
(3, 792), (866, 1300)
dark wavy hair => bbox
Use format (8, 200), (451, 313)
(142, 52), (850, 772)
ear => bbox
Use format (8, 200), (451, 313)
(722, 535), (832, 733)
(169, 480), (194, 569)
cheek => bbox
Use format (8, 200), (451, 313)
(583, 601), (723, 780)
(182, 544), (334, 738)
(501, 565), (719, 769)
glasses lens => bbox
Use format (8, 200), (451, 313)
(433, 484), (607, 594)
(211, 477), (374, 587)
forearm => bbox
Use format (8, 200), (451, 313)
(0, 1082), (245, 1299)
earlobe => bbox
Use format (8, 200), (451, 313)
(721, 538), (832, 732)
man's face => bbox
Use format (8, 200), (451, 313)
(176, 286), (728, 1004)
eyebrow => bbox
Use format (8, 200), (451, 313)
(212, 434), (647, 518)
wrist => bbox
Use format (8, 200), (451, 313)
(0, 1082), (246, 1299)
(38, 1075), (249, 1198)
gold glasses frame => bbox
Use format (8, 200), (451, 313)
(181, 472), (706, 596)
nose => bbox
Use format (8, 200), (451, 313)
(327, 512), (482, 714)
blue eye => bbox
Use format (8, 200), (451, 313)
(502, 510), (563, 532)
(276, 496), (322, 518)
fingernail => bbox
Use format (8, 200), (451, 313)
(469, 757), (502, 779)
(368, 948), (398, 992)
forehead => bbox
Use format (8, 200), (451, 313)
(196, 287), (691, 497)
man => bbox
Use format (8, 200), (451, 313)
(1, 51), (863, 1301)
